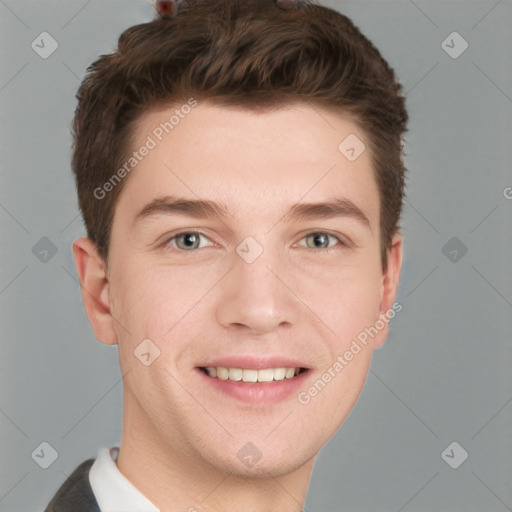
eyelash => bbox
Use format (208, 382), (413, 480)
(163, 230), (347, 252)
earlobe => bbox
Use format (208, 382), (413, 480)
(373, 232), (403, 349)
(72, 237), (118, 345)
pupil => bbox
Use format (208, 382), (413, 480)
(183, 233), (197, 247)
(314, 234), (327, 248)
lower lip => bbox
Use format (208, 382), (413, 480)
(196, 368), (310, 404)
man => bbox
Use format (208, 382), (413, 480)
(45, 0), (407, 510)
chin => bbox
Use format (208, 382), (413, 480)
(190, 426), (320, 479)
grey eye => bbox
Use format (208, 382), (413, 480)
(175, 232), (202, 250)
(305, 233), (332, 249)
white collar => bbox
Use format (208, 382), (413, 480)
(88, 446), (160, 512)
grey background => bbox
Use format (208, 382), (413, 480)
(1, 1), (511, 511)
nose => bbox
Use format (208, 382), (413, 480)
(215, 241), (299, 336)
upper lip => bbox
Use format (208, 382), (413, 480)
(198, 355), (309, 370)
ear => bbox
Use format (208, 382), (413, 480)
(72, 237), (118, 345)
(372, 232), (403, 349)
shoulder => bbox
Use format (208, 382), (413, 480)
(44, 458), (100, 512)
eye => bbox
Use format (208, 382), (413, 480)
(299, 232), (344, 250)
(167, 231), (211, 251)
(163, 230), (347, 252)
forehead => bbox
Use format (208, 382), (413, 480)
(134, 100), (365, 164)
(115, 100), (379, 227)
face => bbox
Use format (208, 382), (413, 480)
(76, 101), (402, 478)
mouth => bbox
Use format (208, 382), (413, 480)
(196, 361), (311, 404)
(199, 366), (308, 383)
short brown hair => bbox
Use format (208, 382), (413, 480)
(72, 0), (408, 271)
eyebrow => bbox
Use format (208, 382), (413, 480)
(134, 195), (371, 230)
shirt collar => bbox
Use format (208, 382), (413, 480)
(89, 446), (160, 512)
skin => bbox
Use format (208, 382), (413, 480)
(73, 101), (402, 512)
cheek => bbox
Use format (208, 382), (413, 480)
(301, 261), (383, 345)
(296, 337), (373, 446)
(333, 281), (381, 334)
(111, 259), (224, 346)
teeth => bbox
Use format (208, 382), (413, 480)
(257, 369), (274, 382)
(228, 368), (242, 381)
(204, 366), (301, 382)
(217, 367), (229, 380)
(274, 368), (286, 380)
(243, 369), (258, 382)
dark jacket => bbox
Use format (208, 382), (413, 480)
(44, 458), (100, 512)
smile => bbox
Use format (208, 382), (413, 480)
(197, 357), (311, 403)
(201, 366), (306, 382)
